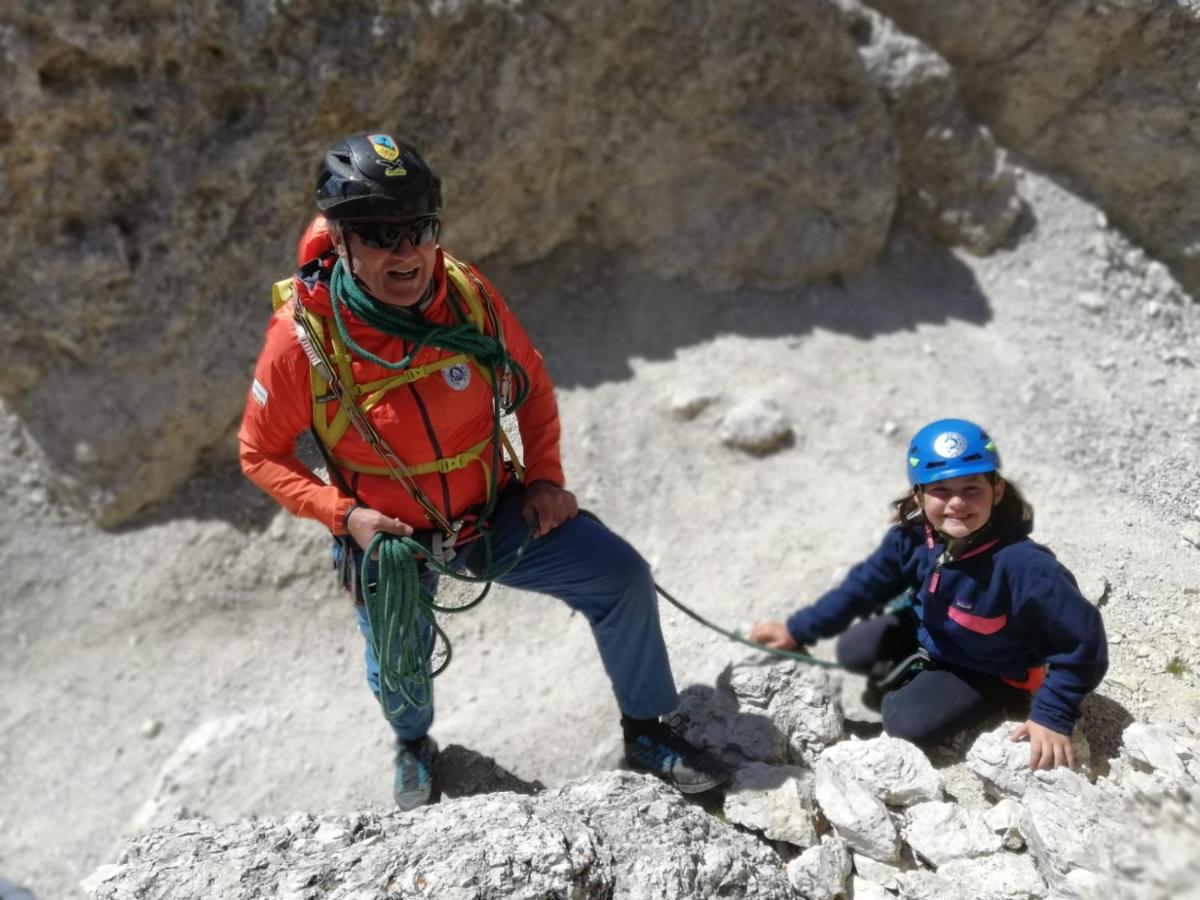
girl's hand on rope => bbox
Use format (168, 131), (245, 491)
(522, 481), (578, 538)
(749, 621), (801, 651)
(1010, 719), (1076, 770)
(347, 505), (415, 554)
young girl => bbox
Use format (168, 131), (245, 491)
(751, 418), (1107, 770)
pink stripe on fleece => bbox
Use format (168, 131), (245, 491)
(947, 606), (1007, 635)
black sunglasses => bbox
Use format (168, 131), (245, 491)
(347, 217), (440, 251)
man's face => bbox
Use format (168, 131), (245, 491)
(918, 474), (1004, 540)
(337, 219), (439, 308)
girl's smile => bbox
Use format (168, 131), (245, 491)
(919, 474), (1005, 539)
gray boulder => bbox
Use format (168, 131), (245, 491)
(724, 761), (820, 848)
(816, 734), (943, 806)
(867, 0), (1200, 299)
(83, 772), (795, 899)
(675, 657), (843, 765)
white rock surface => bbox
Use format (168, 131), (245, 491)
(849, 875), (893, 900)
(87, 772), (795, 900)
(903, 800), (1002, 866)
(816, 734), (942, 806)
(966, 721), (1091, 799)
(676, 658), (843, 765)
(785, 834), (851, 900)
(813, 760), (900, 862)
(851, 853), (909, 890)
(983, 797), (1026, 850)
(723, 762), (819, 848)
(936, 854), (1047, 900)
(717, 399), (795, 455)
(1121, 722), (1194, 780)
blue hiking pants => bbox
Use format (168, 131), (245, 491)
(345, 483), (680, 740)
(836, 611), (1028, 746)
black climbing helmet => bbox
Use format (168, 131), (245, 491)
(315, 133), (442, 222)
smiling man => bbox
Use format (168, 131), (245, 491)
(238, 132), (729, 809)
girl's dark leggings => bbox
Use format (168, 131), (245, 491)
(835, 612), (1029, 746)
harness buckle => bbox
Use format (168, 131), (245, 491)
(430, 524), (462, 564)
(437, 455), (467, 474)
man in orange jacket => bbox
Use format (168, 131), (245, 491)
(239, 132), (729, 809)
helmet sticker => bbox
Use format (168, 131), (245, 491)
(443, 363), (472, 391)
(368, 134), (400, 162)
(932, 431), (967, 458)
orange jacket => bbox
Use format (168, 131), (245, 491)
(238, 241), (564, 536)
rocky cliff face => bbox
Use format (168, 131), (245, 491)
(0, 0), (1031, 525)
(84, 659), (1200, 899)
(867, 0), (1200, 298)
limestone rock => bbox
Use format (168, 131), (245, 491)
(904, 855), (1046, 900)
(868, 0), (1200, 299)
(724, 761), (819, 848)
(903, 800), (1002, 867)
(814, 759), (900, 863)
(851, 853), (911, 890)
(86, 772), (794, 899)
(718, 399), (795, 456)
(816, 734), (942, 806)
(837, 0), (1024, 253)
(983, 797), (1026, 851)
(1120, 722), (1195, 780)
(1019, 767), (1125, 892)
(675, 657), (843, 765)
(892, 869), (963, 900)
(0, 0), (896, 525)
(966, 721), (1092, 800)
(785, 834), (852, 900)
(668, 387), (719, 421)
(850, 875), (894, 900)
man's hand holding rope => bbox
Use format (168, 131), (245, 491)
(348, 505), (414, 552)
(522, 481), (578, 538)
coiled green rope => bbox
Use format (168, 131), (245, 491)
(329, 257), (544, 716)
(362, 526), (535, 716)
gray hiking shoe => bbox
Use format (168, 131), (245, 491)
(394, 736), (438, 811)
(623, 719), (730, 794)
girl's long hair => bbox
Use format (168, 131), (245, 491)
(891, 474), (1034, 529)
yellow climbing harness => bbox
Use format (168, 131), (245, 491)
(271, 254), (525, 530)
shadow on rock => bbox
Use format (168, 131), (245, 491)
(496, 226), (992, 390)
(1078, 692), (1136, 773)
(435, 744), (545, 799)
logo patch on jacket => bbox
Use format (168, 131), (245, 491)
(251, 378), (268, 407)
(443, 363), (472, 391)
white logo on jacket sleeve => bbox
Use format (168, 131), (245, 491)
(443, 363), (472, 391)
(933, 431), (967, 458)
(251, 378), (268, 407)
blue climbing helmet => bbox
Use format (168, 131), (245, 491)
(906, 418), (1000, 487)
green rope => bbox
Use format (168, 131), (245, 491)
(574, 512), (845, 670)
(329, 259), (530, 413)
(332, 255), (544, 716)
(652, 579), (842, 669)
(361, 524), (535, 718)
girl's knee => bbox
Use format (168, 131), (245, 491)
(881, 697), (942, 746)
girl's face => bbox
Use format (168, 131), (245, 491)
(918, 474), (1005, 540)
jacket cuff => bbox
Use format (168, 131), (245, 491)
(522, 462), (565, 489)
(331, 496), (358, 536)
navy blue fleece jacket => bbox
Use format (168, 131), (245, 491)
(786, 520), (1108, 734)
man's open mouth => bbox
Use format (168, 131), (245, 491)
(389, 267), (419, 281)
